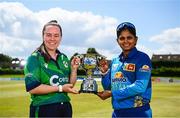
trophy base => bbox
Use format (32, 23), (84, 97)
(79, 79), (98, 94)
(79, 90), (97, 94)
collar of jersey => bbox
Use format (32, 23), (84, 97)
(37, 44), (61, 63)
(119, 47), (138, 62)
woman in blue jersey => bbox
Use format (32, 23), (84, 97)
(24, 20), (80, 117)
(97, 22), (152, 117)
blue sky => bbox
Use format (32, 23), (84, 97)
(0, 0), (180, 59)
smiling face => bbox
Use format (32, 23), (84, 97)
(117, 29), (137, 56)
(43, 25), (61, 52)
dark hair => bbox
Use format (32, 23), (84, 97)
(42, 20), (62, 36)
(116, 22), (136, 38)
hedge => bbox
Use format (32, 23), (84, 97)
(152, 67), (180, 77)
(1, 67), (180, 77)
(0, 69), (24, 75)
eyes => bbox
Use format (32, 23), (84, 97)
(45, 33), (60, 38)
(118, 36), (134, 41)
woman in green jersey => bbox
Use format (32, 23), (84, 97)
(24, 20), (80, 117)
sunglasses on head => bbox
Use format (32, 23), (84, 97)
(116, 22), (136, 32)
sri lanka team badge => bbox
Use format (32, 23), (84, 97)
(123, 63), (135, 72)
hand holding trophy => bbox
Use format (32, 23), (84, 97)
(97, 58), (112, 99)
(98, 59), (109, 74)
(71, 56), (81, 69)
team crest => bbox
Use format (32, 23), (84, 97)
(63, 61), (68, 68)
(44, 63), (48, 68)
(123, 63), (135, 72)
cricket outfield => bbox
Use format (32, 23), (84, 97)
(0, 80), (180, 117)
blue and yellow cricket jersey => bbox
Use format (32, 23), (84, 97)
(102, 47), (152, 109)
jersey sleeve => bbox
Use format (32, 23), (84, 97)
(101, 63), (112, 90)
(112, 54), (152, 100)
(24, 55), (41, 92)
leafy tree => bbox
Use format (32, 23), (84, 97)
(0, 53), (12, 69)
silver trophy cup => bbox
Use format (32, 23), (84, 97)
(77, 54), (103, 94)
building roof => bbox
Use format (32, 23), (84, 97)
(151, 54), (180, 61)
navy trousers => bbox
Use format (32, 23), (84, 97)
(30, 102), (72, 118)
(112, 104), (152, 118)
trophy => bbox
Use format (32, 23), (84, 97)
(76, 53), (105, 94)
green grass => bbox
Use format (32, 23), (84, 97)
(0, 74), (24, 78)
(0, 81), (180, 117)
(70, 82), (112, 117)
(0, 81), (30, 117)
(151, 82), (180, 117)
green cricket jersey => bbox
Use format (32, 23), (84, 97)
(24, 46), (71, 106)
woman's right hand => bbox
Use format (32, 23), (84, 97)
(62, 84), (79, 94)
(99, 59), (109, 74)
(97, 90), (112, 100)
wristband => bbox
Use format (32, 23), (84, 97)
(58, 85), (63, 92)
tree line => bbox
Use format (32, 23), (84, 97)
(0, 51), (180, 77)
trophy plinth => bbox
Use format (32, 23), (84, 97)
(79, 69), (98, 94)
(79, 77), (98, 94)
(77, 54), (104, 94)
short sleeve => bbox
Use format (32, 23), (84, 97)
(24, 55), (41, 92)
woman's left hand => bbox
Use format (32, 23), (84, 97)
(71, 57), (80, 69)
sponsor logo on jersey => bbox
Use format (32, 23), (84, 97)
(112, 72), (127, 82)
(114, 72), (123, 78)
(50, 75), (68, 86)
(112, 64), (119, 71)
(139, 65), (150, 72)
(123, 63), (135, 72)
